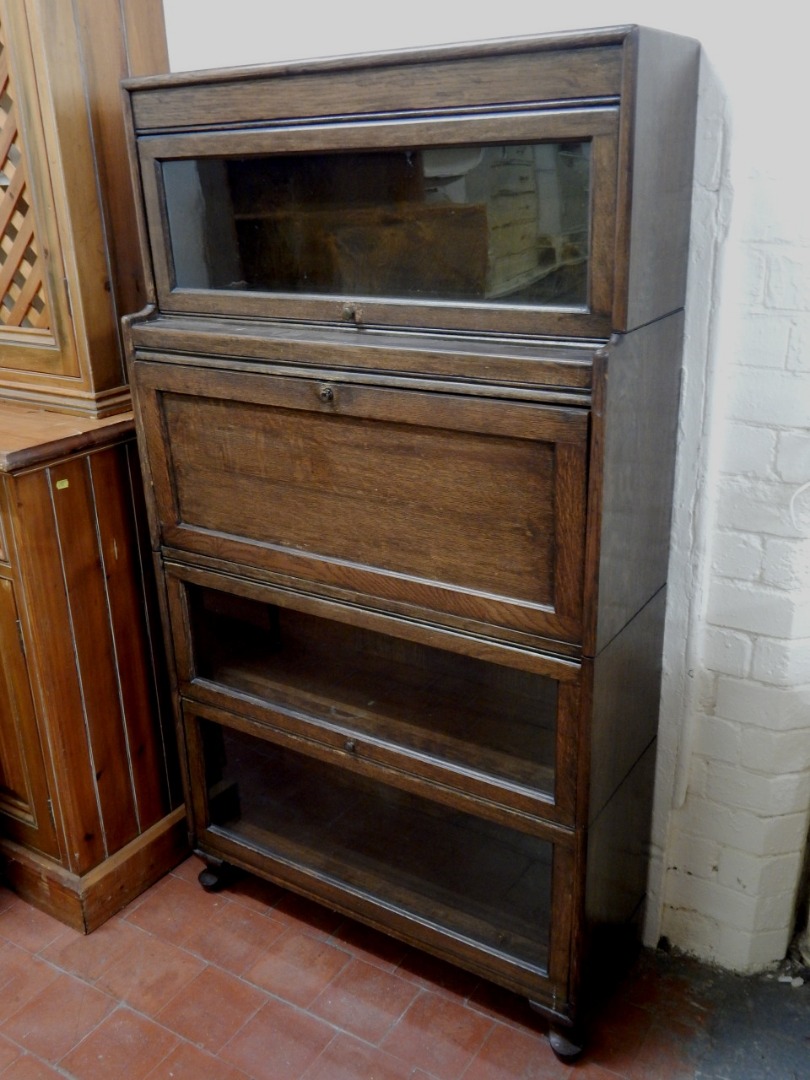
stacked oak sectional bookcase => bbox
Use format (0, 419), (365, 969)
(121, 24), (699, 1056)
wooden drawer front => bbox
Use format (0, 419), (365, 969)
(164, 564), (583, 824)
(135, 361), (588, 644)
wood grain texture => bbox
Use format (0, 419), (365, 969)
(122, 25), (699, 1040)
(135, 361), (588, 643)
(0, 573), (58, 856)
(165, 567), (581, 827)
(6, 432), (179, 879)
(128, 38), (624, 132)
(588, 589), (667, 825)
(0, 402), (134, 472)
(0, 0), (167, 414)
(136, 107), (618, 339)
(615, 27), (700, 332)
(585, 314), (684, 656)
(0, 806), (187, 932)
(584, 740), (657, 927)
(128, 316), (595, 393)
(10, 464), (107, 872)
(47, 455), (141, 854)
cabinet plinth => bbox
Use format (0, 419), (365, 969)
(123, 24), (699, 1052)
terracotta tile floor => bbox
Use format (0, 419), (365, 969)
(0, 855), (807, 1079)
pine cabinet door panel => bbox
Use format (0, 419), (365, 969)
(0, 576), (59, 856)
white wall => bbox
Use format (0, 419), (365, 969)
(161, 0), (810, 973)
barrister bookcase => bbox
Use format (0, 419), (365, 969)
(122, 25), (699, 1054)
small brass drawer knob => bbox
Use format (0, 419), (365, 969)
(344, 739), (357, 753)
(319, 385), (335, 404)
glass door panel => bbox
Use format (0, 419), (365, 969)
(187, 584), (560, 802)
(162, 142), (591, 308)
(199, 720), (553, 973)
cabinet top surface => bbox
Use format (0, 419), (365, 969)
(126, 24), (643, 88)
(0, 403), (134, 472)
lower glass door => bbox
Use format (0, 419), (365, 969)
(192, 716), (554, 976)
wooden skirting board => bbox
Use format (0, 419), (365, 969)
(0, 806), (188, 933)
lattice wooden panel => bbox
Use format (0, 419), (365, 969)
(0, 16), (51, 332)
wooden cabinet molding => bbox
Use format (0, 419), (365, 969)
(0, 0), (167, 415)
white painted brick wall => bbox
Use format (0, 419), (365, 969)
(657, 98), (810, 969)
(701, 629), (752, 679)
(787, 316), (810, 372)
(707, 580), (810, 638)
(721, 424), (777, 478)
(752, 638), (810, 686)
(762, 538), (810, 590)
(715, 679), (810, 731)
(709, 530), (763, 581)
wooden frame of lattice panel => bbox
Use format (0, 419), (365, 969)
(0, 0), (168, 416)
(0, 2), (75, 376)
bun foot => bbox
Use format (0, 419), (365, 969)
(197, 857), (232, 892)
(548, 1024), (584, 1062)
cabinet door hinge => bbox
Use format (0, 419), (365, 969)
(16, 618), (26, 657)
(46, 798), (56, 828)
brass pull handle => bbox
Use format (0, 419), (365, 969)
(344, 739), (357, 753)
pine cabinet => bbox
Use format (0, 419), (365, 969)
(0, 408), (186, 930)
(0, 1), (186, 930)
(123, 25), (699, 1053)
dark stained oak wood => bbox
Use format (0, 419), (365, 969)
(584, 315), (685, 656)
(614, 28), (701, 331)
(163, 567), (581, 826)
(128, 316), (595, 394)
(135, 106), (619, 339)
(127, 34), (625, 132)
(124, 25), (697, 339)
(133, 361), (588, 644)
(588, 589), (668, 826)
(122, 26), (699, 1051)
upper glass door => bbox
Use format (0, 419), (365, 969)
(164, 141), (590, 304)
(138, 108), (618, 336)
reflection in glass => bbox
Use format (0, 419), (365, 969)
(163, 142), (590, 307)
(202, 722), (553, 971)
(189, 586), (558, 798)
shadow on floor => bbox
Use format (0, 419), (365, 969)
(587, 945), (810, 1080)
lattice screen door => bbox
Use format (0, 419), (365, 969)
(0, 14), (51, 334)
